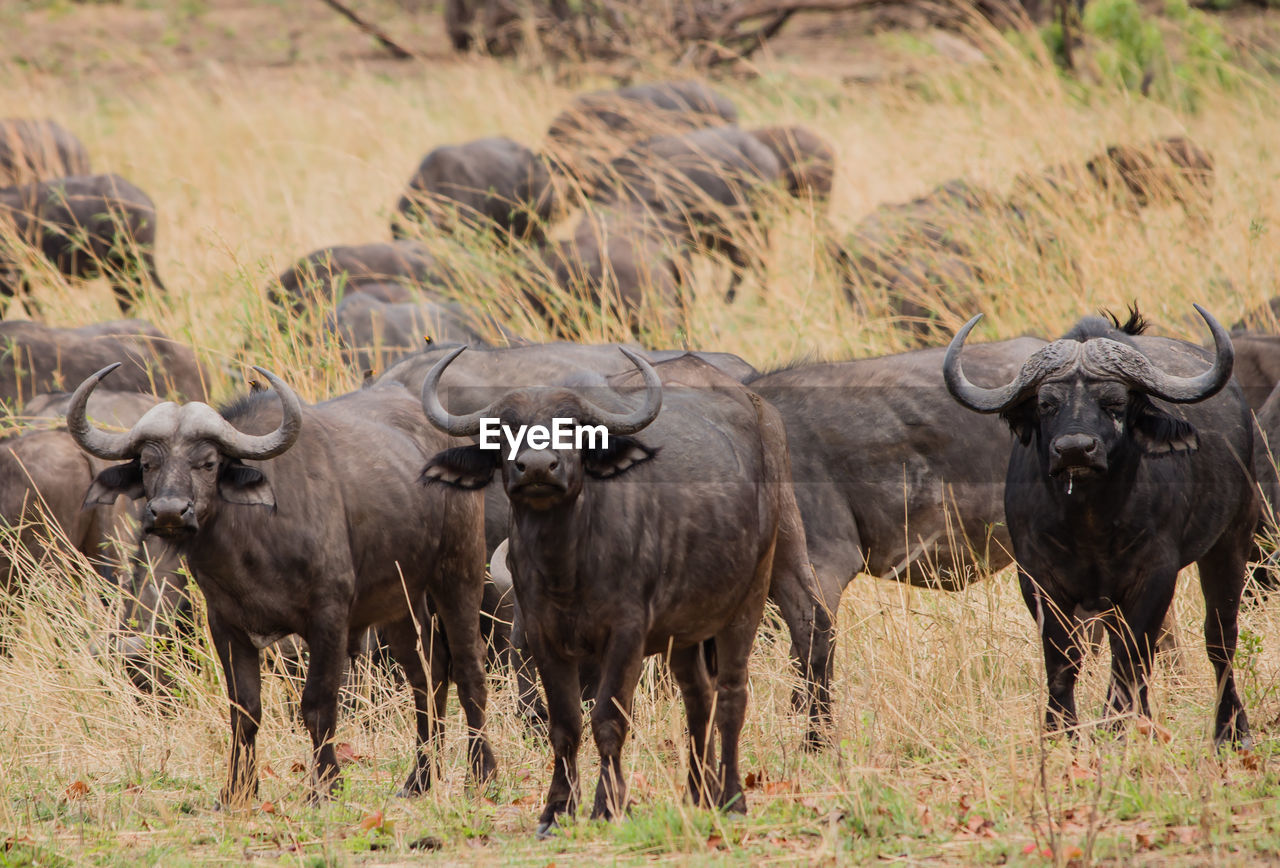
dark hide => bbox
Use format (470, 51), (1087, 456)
(392, 137), (557, 243)
(747, 126), (836, 202)
(0, 119), (91, 187)
(0, 319), (207, 408)
(269, 240), (444, 315)
(0, 174), (165, 314)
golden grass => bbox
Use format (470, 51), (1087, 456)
(2, 24), (1280, 866)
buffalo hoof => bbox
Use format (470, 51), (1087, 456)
(535, 820), (559, 840)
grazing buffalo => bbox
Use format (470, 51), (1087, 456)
(392, 137), (557, 243)
(0, 119), (91, 187)
(330, 290), (509, 373)
(599, 126), (783, 300)
(421, 350), (818, 831)
(270, 241), (444, 315)
(944, 306), (1255, 747)
(538, 208), (684, 337)
(1087, 136), (1214, 224)
(546, 80), (738, 198)
(1225, 333), (1280, 411)
(0, 174), (166, 313)
(68, 367), (495, 803)
(747, 126), (836, 202)
(0, 319), (207, 407)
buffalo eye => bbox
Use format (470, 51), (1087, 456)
(196, 459), (216, 471)
(1037, 397), (1058, 415)
(141, 459), (155, 472)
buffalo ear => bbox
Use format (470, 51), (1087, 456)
(999, 400), (1037, 446)
(1132, 399), (1199, 455)
(218, 460), (276, 508)
(423, 445), (497, 489)
(584, 436), (658, 479)
(85, 459), (144, 506)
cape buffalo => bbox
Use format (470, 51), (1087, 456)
(1086, 136), (1214, 225)
(545, 80), (738, 198)
(747, 126), (836, 203)
(944, 306), (1255, 747)
(1226, 333), (1280, 411)
(330, 290), (508, 373)
(68, 366), (495, 803)
(0, 119), (91, 187)
(0, 319), (208, 407)
(269, 240), (444, 315)
(598, 126), (783, 301)
(421, 350), (816, 831)
(392, 137), (557, 243)
(0, 174), (165, 314)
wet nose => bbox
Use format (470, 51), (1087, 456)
(514, 451), (559, 476)
(1051, 433), (1100, 462)
(146, 497), (194, 528)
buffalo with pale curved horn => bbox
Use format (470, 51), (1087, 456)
(421, 349), (818, 834)
(944, 305), (1256, 748)
(67, 363), (494, 805)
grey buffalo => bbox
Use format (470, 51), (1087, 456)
(68, 366), (495, 803)
(0, 174), (166, 314)
(330, 290), (509, 373)
(392, 137), (557, 243)
(945, 306), (1255, 747)
(0, 119), (91, 187)
(747, 126), (836, 203)
(421, 350), (818, 832)
(269, 240), (444, 315)
(0, 319), (207, 408)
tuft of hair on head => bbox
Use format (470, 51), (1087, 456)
(1103, 302), (1148, 336)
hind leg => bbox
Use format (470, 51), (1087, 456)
(669, 643), (716, 806)
(1198, 530), (1254, 749)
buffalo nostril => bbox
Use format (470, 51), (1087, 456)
(548, 459), (559, 471)
(515, 461), (526, 472)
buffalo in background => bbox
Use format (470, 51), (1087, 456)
(0, 119), (91, 187)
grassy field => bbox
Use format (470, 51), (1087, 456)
(5, 2), (1280, 865)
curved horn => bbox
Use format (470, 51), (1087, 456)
(943, 315), (1029, 414)
(578, 348), (663, 435)
(207, 367), (303, 459)
(1137, 304), (1234, 403)
(67, 363), (136, 459)
(420, 346), (504, 437)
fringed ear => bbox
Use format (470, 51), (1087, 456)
(584, 436), (658, 479)
(1000, 399), (1038, 446)
(85, 459), (143, 506)
(422, 445), (497, 489)
(1132, 398), (1199, 455)
(218, 460), (276, 507)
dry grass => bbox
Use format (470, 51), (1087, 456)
(3, 13), (1280, 867)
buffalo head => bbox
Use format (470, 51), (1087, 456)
(419, 347), (662, 509)
(68, 363), (303, 537)
(943, 305), (1232, 488)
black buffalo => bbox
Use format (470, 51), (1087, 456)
(0, 319), (208, 408)
(269, 241), (444, 316)
(0, 174), (165, 313)
(746, 126), (836, 203)
(421, 350), (817, 832)
(545, 80), (738, 199)
(944, 307), (1255, 746)
(392, 137), (557, 243)
(68, 366), (495, 803)
(0, 119), (91, 186)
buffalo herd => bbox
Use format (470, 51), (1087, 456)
(1, 83), (1277, 834)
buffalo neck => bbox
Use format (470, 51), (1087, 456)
(509, 495), (589, 603)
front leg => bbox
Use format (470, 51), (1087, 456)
(1106, 573), (1176, 727)
(589, 630), (646, 821)
(302, 608), (350, 800)
(208, 608), (261, 809)
(382, 607), (451, 795)
(1019, 570), (1084, 734)
(530, 647), (582, 837)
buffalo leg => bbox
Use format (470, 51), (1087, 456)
(669, 643), (716, 807)
(769, 505), (835, 748)
(301, 611), (349, 800)
(383, 608), (450, 795)
(512, 604), (549, 729)
(533, 652), (582, 837)
(713, 615), (766, 813)
(208, 609), (262, 808)
(1020, 570), (1083, 733)
(1105, 573), (1176, 726)
(431, 551), (497, 786)
(1199, 541), (1253, 749)
(589, 632), (646, 821)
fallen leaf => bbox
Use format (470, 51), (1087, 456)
(335, 743), (366, 765)
(1241, 750), (1262, 772)
(744, 770), (767, 789)
(1136, 717), (1173, 744)
(1164, 825), (1201, 845)
(3, 836), (34, 851)
(958, 794), (972, 813)
(360, 811), (385, 831)
(1061, 844), (1084, 860)
(706, 833), (724, 850)
(764, 780), (796, 796)
(511, 792), (540, 806)
(1136, 830), (1156, 850)
(1021, 843), (1039, 855)
(965, 815), (997, 837)
(290, 761), (307, 774)
(261, 801), (276, 814)
(1067, 761), (1096, 782)
(261, 763), (278, 779)
(63, 780), (89, 800)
